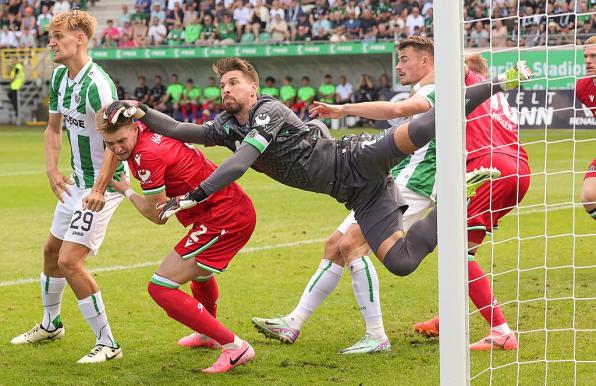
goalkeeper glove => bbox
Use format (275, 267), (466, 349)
(104, 100), (148, 125)
(158, 186), (209, 221)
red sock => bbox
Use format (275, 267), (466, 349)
(190, 103), (199, 121)
(147, 282), (233, 345)
(468, 260), (506, 328)
(180, 104), (188, 120)
(190, 276), (219, 317)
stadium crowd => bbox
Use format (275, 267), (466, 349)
(1, 0), (594, 49)
(120, 71), (393, 123)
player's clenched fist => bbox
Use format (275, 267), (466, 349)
(82, 190), (106, 212)
(104, 100), (148, 124)
(46, 169), (73, 203)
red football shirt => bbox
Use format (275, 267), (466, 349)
(576, 77), (596, 117)
(465, 70), (528, 162)
(128, 122), (246, 227)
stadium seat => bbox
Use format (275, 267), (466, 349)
(241, 33), (255, 44)
(258, 32), (272, 44)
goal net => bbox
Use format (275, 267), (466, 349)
(434, 1), (595, 384)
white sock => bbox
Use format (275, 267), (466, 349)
(222, 335), (243, 350)
(493, 323), (511, 335)
(78, 291), (118, 348)
(286, 259), (343, 330)
(40, 273), (67, 331)
(349, 256), (387, 340)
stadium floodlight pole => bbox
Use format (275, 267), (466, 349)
(433, 0), (470, 385)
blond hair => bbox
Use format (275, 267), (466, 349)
(212, 57), (259, 84)
(465, 53), (489, 78)
(585, 36), (596, 45)
(48, 10), (97, 40)
(96, 105), (134, 134)
(398, 36), (434, 57)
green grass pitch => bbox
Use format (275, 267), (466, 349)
(0, 126), (594, 385)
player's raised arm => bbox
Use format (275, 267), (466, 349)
(104, 100), (209, 144)
(310, 97), (432, 120)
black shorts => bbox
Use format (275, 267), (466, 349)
(332, 132), (407, 252)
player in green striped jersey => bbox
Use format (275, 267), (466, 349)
(10, 10), (126, 364)
(252, 36), (438, 354)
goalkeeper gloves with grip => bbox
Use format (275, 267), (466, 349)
(157, 186), (209, 221)
(104, 100), (148, 124)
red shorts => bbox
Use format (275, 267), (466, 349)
(467, 153), (531, 244)
(174, 196), (256, 273)
(585, 158), (596, 180)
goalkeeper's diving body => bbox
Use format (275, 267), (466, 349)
(107, 57), (532, 278)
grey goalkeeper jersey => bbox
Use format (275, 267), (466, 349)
(201, 95), (337, 194)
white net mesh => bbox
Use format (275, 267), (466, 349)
(459, 0), (595, 383)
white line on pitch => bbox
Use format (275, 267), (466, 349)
(0, 170), (44, 177)
(0, 238), (326, 288)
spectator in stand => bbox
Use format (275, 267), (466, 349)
(151, 3), (167, 24)
(547, 21), (562, 46)
(309, 0), (329, 27)
(148, 17), (168, 45)
(184, 14), (202, 45)
(270, 1), (285, 21)
(249, 0), (270, 42)
(136, 0), (152, 14)
(296, 76), (316, 120)
(149, 74), (166, 109)
(21, 7), (36, 32)
(554, 1), (575, 44)
(166, 1), (184, 30)
(233, 0), (251, 40)
(268, 13), (289, 42)
(197, 13), (216, 46)
(114, 79), (126, 100)
(405, 6), (424, 35)
(120, 20), (135, 40)
(286, 0), (304, 41)
(318, 74), (336, 104)
(36, 5), (52, 46)
(280, 75), (297, 108)
(217, 13), (236, 45)
(156, 73), (184, 117)
(376, 21), (393, 40)
(424, 7), (433, 35)
(119, 5), (132, 26)
(360, 8), (377, 41)
(296, 13), (311, 41)
(167, 20), (184, 46)
(180, 78), (201, 123)
(492, 19), (508, 49)
(576, 19), (596, 45)
(203, 76), (221, 103)
(470, 20), (489, 47)
(344, 11), (361, 40)
(133, 19), (149, 47)
(330, 24), (348, 42)
(133, 75), (150, 104)
(102, 34), (117, 48)
(345, 0), (361, 18)
(335, 75), (353, 104)
(0, 25), (18, 48)
(20, 26), (36, 47)
(132, 4), (150, 26)
(101, 19), (121, 44)
(53, 0), (71, 16)
(311, 13), (331, 40)
(261, 76), (280, 98)
(118, 33), (135, 47)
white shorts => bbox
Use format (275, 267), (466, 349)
(336, 185), (435, 234)
(50, 186), (124, 255)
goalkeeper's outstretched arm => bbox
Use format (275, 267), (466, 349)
(140, 107), (210, 144)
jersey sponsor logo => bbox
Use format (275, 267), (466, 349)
(134, 153), (141, 166)
(185, 225), (208, 248)
(137, 169), (151, 182)
(254, 113), (271, 127)
(590, 95), (594, 103)
(151, 134), (162, 144)
(74, 93), (80, 104)
(223, 123), (231, 134)
(63, 114), (86, 129)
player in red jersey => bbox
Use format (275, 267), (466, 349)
(96, 107), (257, 374)
(576, 36), (596, 116)
(582, 159), (596, 220)
(413, 55), (531, 351)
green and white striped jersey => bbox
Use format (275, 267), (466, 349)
(390, 83), (437, 201)
(49, 59), (126, 189)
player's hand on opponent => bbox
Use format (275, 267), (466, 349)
(157, 187), (209, 220)
(109, 173), (130, 195)
(104, 100), (148, 124)
(309, 101), (346, 119)
(82, 189), (106, 212)
(46, 169), (74, 203)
